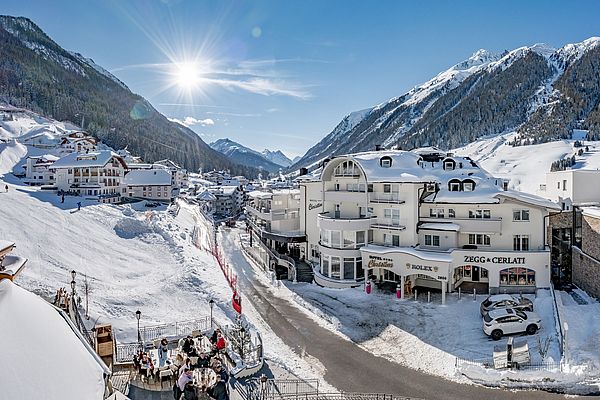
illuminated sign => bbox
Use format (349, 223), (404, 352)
(368, 255), (393, 269)
(463, 255), (526, 265)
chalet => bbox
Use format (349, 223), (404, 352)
(50, 151), (128, 203)
(59, 132), (97, 154)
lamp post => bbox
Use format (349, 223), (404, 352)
(70, 280), (76, 312)
(71, 269), (77, 281)
(209, 299), (215, 329)
(135, 310), (142, 345)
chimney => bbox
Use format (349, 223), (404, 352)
(375, 144), (382, 151)
(299, 167), (308, 176)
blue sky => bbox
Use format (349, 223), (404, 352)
(3, 0), (600, 157)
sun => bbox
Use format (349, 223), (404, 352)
(173, 62), (201, 90)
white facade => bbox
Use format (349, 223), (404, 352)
(542, 169), (600, 210)
(59, 133), (97, 154)
(122, 169), (173, 202)
(24, 154), (58, 186)
(300, 149), (559, 298)
(50, 151), (127, 203)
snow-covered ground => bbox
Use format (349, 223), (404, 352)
(453, 131), (600, 195)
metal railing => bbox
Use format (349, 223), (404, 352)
(245, 378), (319, 400)
(115, 342), (140, 363)
(139, 316), (211, 342)
(455, 356), (562, 372)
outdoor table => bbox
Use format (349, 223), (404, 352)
(193, 368), (217, 392)
(149, 348), (178, 369)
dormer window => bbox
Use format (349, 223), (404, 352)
(380, 156), (392, 168)
(443, 159), (455, 170)
(448, 179), (461, 192)
(463, 179), (476, 191)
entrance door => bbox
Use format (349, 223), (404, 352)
(472, 266), (480, 282)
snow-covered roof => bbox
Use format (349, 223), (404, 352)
(496, 191), (560, 210)
(29, 154), (59, 162)
(411, 146), (447, 156)
(248, 191), (273, 200)
(196, 190), (217, 201)
(0, 240), (15, 253)
(362, 244), (453, 263)
(581, 206), (600, 219)
(51, 151), (127, 169)
(419, 223), (461, 232)
(123, 169), (171, 186)
(0, 255), (27, 276)
(344, 150), (435, 183)
(0, 279), (108, 399)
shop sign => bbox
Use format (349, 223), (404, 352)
(308, 201), (323, 210)
(368, 255), (393, 269)
(405, 262), (439, 273)
(463, 255), (526, 265)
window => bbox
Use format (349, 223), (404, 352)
(321, 256), (329, 276)
(380, 156), (392, 168)
(513, 235), (529, 251)
(468, 234), (491, 246)
(356, 259), (364, 279)
(367, 184), (373, 193)
(557, 182), (561, 189)
(356, 231), (365, 246)
(562, 179), (567, 191)
(424, 234), (440, 247)
(513, 209), (530, 221)
(368, 229), (373, 243)
(429, 208), (444, 218)
(384, 208), (401, 225)
(463, 181), (474, 191)
(500, 267), (535, 286)
(321, 230), (330, 246)
(344, 258), (354, 280)
(469, 209), (491, 219)
(383, 184), (391, 193)
(448, 208), (456, 218)
(444, 159), (455, 170)
(331, 257), (341, 279)
(384, 234), (400, 247)
(449, 181), (461, 191)
(331, 231), (341, 248)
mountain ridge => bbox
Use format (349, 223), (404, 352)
(210, 138), (283, 173)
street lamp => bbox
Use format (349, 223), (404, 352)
(240, 326), (246, 361)
(71, 270), (77, 281)
(135, 310), (142, 344)
(209, 299), (215, 329)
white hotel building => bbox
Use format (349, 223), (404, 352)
(298, 148), (559, 302)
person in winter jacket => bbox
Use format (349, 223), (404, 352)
(213, 364), (229, 384)
(216, 334), (226, 351)
(182, 336), (196, 356)
(210, 329), (221, 345)
(196, 352), (210, 369)
(178, 369), (194, 391)
(158, 338), (169, 367)
(207, 375), (228, 400)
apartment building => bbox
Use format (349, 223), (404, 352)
(299, 149), (559, 301)
(122, 169), (173, 202)
(23, 154), (58, 186)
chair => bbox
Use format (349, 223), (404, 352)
(159, 368), (173, 388)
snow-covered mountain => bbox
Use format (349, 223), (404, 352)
(292, 37), (600, 169)
(261, 149), (293, 167)
(210, 138), (282, 173)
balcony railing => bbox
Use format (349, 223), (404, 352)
(369, 193), (405, 204)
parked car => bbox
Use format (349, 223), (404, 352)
(483, 308), (542, 340)
(480, 294), (533, 316)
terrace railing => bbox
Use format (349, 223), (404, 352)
(139, 316), (211, 342)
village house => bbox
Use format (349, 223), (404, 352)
(23, 154), (59, 186)
(59, 131), (97, 154)
(122, 168), (173, 202)
(50, 150), (128, 203)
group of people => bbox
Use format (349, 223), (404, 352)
(133, 329), (230, 400)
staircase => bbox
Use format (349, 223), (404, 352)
(295, 261), (314, 283)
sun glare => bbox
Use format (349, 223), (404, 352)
(173, 62), (201, 90)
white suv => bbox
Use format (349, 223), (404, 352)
(482, 308), (541, 340)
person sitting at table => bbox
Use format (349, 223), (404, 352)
(178, 369), (194, 392)
(182, 335), (196, 356)
(174, 353), (185, 368)
(179, 358), (193, 376)
(196, 352), (210, 369)
(213, 363), (229, 384)
(158, 338), (169, 367)
(215, 333), (226, 352)
(207, 375), (228, 400)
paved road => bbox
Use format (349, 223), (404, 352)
(218, 230), (570, 400)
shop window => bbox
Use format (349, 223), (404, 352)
(513, 209), (530, 221)
(321, 257), (329, 276)
(356, 259), (364, 279)
(331, 257), (341, 279)
(513, 235), (529, 251)
(500, 267), (535, 286)
(344, 258), (354, 280)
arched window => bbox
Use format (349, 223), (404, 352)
(499, 267), (535, 286)
(462, 179), (476, 191)
(448, 179), (461, 192)
(380, 156), (392, 168)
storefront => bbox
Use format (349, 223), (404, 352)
(451, 250), (550, 294)
(361, 245), (452, 303)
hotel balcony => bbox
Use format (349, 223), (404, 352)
(420, 217), (502, 233)
(246, 205), (300, 222)
(317, 212), (376, 231)
(247, 217), (306, 243)
(369, 193), (406, 204)
(324, 190), (366, 203)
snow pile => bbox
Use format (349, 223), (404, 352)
(0, 279), (107, 400)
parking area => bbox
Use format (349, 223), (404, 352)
(283, 283), (561, 380)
